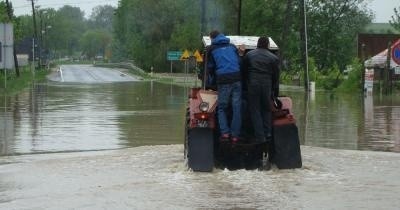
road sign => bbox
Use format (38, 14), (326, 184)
(180, 50), (190, 60)
(0, 23), (14, 69)
(392, 41), (400, 65)
(193, 50), (203, 62)
(167, 51), (183, 61)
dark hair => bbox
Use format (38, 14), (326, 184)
(209, 30), (220, 39)
(257, 36), (269, 49)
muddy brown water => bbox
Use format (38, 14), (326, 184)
(1, 72), (400, 209)
(1, 80), (399, 156)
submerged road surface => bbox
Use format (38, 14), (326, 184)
(47, 65), (140, 83)
(0, 145), (399, 209)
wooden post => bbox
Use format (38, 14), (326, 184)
(361, 43), (366, 91)
(384, 42), (392, 95)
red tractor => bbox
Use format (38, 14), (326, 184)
(184, 36), (301, 172)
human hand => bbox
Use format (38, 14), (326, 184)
(238, 44), (245, 56)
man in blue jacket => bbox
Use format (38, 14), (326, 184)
(207, 30), (242, 143)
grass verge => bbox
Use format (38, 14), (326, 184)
(0, 68), (49, 96)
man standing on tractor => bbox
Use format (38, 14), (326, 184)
(207, 30), (242, 143)
(242, 36), (280, 144)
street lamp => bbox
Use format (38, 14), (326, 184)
(304, 0), (310, 91)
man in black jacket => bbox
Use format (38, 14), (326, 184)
(242, 36), (280, 143)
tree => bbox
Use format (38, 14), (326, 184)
(390, 7), (400, 30)
(305, 0), (372, 71)
(88, 5), (115, 32)
(80, 29), (112, 59)
(52, 6), (86, 57)
(0, 2), (8, 21)
(113, 0), (201, 71)
(111, 0), (372, 79)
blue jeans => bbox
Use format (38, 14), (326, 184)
(217, 81), (242, 137)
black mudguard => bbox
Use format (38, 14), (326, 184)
(187, 128), (214, 172)
(270, 123), (302, 169)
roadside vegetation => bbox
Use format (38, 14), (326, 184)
(1, 1), (400, 94)
(0, 67), (48, 95)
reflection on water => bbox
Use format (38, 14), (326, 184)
(1, 81), (400, 156)
(285, 89), (400, 152)
(0, 81), (186, 156)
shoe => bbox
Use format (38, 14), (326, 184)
(220, 134), (230, 142)
(231, 137), (240, 144)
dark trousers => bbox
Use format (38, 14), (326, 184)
(247, 82), (272, 143)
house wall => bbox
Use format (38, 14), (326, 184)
(358, 34), (400, 60)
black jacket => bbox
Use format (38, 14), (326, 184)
(242, 48), (280, 96)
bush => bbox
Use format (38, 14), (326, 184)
(336, 58), (362, 93)
(316, 63), (343, 90)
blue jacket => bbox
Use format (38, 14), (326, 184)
(207, 34), (241, 84)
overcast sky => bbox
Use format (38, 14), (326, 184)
(11, 0), (119, 18)
(9, 0), (400, 23)
(367, 0), (399, 22)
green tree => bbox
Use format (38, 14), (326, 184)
(0, 2), (8, 22)
(13, 15), (33, 42)
(306, 0), (373, 71)
(390, 7), (400, 30)
(80, 29), (112, 59)
(88, 5), (115, 32)
(52, 6), (86, 57)
(111, 0), (373, 82)
(113, 0), (201, 71)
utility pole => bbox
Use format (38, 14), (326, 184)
(31, 38), (35, 75)
(361, 43), (366, 91)
(5, 0), (20, 77)
(281, 0), (293, 67)
(300, 0), (309, 91)
(200, 0), (206, 36)
(384, 42), (392, 95)
(237, 0), (242, 35)
(29, 0), (38, 69)
(38, 9), (43, 67)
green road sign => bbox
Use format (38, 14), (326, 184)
(167, 51), (183, 61)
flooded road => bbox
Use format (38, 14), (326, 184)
(1, 65), (400, 209)
(2, 74), (399, 155)
(49, 65), (140, 83)
(0, 80), (184, 155)
(1, 145), (399, 209)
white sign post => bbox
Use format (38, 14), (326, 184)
(364, 68), (374, 93)
(395, 66), (400, 75)
(1, 23), (14, 89)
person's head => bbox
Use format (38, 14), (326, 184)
(257, 36), (269, 49)
(209, 30), (220, 39)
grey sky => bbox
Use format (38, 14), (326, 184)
(11, 0), (119, 17)
(9, 0), (400, 22)
(367, 0), (399, 22)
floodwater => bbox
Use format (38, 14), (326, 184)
(1, 67), (400, 209)
(0, 80), (185, 155)
(1, 80), (399, 155)
(290, 89), (400, 153)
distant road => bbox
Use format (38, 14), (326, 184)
(47, 65), (141, 83)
